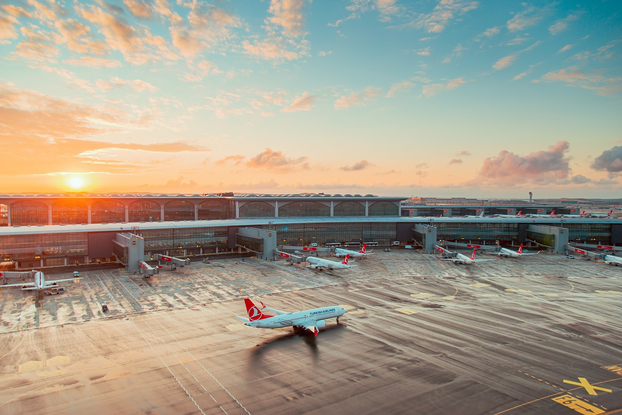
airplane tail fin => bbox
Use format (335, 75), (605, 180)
(342, 254), (350, 265)
(608, 209), (613, 215)
(244, 298), (272, 321)
(516, 210), (522, 216)
(551, 210), (556, 216)
(518, 243), (523, 254)
(470, 249), (476, 261)
(359, 243), (367, 254)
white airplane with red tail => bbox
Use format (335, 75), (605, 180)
(236, 298), (347, 337)
(334, 243), (373, 259)
(0, 271), (81, 292)
(307, 254), (353, 270)
(495, 243), (540, 258)
(435, 246), (495, 265)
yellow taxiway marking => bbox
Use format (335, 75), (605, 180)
(442, 296), (455, 300)
(410, 292), (434, 299)
(563, 378), (612, 396)
(544, 294), (558, 297)
(338, 304), (357, 311)
(346, 310), (365, 315)
(595, 290), (622, 294)
(470, 283), (491, 288)
(552, 394), (605, 414)
(482, 294), (499, 297)
(602, 364), (622, 376)
(394, 308), (418, 315)
(505, 289), (531, 293)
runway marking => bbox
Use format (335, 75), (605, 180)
(505, 289), (531, 293)
(220, 405), (228, 414)
(563, 378), (612, 396)
(470, 283), (491, 288)
(338, 304), (356, 310)
(595, 290), (622, 294)
(410, 292), (434, 299)
(552, 394), (605, 414)
(394, 308), (417, 315)
(601, 364), (622, 376)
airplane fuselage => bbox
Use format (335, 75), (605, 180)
(604, 255), (622, 266)
(306, 256), (351, 270)
(248, 306), (347, 329)
(334, 248), (365, 258)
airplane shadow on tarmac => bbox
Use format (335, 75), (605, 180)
(248, 323), (347, 369)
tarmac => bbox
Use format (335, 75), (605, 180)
(1, 249), (621, 414)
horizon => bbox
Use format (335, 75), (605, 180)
(1, 0), (621, 197)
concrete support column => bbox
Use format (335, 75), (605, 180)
(87, 204), (92, 224)
(365, 201), (369, 217)
(48, 205), (53, 225)
(275, 201), (279, 218)
(160, 205), (165, 221)
(194, 204), (199, 221)
(330, 201), (334, 217)
(124, 205), (129, 223)
(7, 204), (11, 226)
(64, 258), (67, 266)
(235, 201), (240, 219)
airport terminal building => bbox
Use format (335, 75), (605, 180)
(0, 194), (620, 270)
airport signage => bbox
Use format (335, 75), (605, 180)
(303, 247), (317, 251)
(597, 245), (613, 250)
(161, 255), (172, 262)
(466, 244), (481, 249)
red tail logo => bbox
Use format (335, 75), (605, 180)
(516, 210), (522, 216)
(244, 298), (271, 321)
(517, 243), (523, 254)
(359, 243), (367, 254)
(342, 254), (350, 265)
(470, 249), (476, 261)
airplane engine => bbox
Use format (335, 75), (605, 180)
(316, 320), (326, 329)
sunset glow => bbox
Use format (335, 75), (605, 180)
(0, 0), (620, 197)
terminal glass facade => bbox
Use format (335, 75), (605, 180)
(9, 201), (48, 226)
(198, 200), (231, 220)
(164, 200), (195, 221)
(369, 201), (399, 216)
(91, 200), (125, 223)
(138, 227), (228, 252)
(271, 222), (396, 246)
(129, 200), (161, 222)
(334, 201), (365, 216)
(566, 223), (612, 244)
(52, 200), (88, 225)
(279, 202), (330, 217)
(0, 232), (87, 263)
(239, 201), (274, 218)
(436, 223), (517, 244)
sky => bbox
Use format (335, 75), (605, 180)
(1, 0), (621, 199)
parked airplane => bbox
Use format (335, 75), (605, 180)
(590, 209), (614, 218)
(465, 211), (485, 218)
(529, 210), (558, 218)
(496, 210), (525, 218)
(495, 243), (539, 258)
(435, 246), (495, 265)
(236, 298), (347, 337)
(603, 254), (622, 266)
(0, 271), (81, 292)
(307, 254), (353, 270)
(334, 243), (373, 259)
(562, 211), (587, 218)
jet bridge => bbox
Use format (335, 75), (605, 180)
(153, 254), (190, 270)
(526, 225), (569, 254)
(413, 224), (437, 254)
(139, 261), (158, 277)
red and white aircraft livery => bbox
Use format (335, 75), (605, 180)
(334, 243), (373, 259)
(0, 271), (81, 292)
(495, 243), (540, 258)
(435, 246), (495, 265)
(307, 254), (353, 270)
(236, 298), (347, 337)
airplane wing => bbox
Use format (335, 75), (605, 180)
(265, 307), (289, 315)
(0, 283), (35, 289)
(235, 316), (250, 324)
(473, 259), (496, 262)
(519, 252), (540, 256)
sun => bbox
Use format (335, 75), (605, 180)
(69, 177), (85, 190)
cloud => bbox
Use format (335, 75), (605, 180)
(340, 160), (370, 171)
(64, 57), (122, 68)
(318, 50), (332, 57)
(246, 148), (308, 171)
(558, 44), (573, 54)
(539, 67), (622, 96)
(268, 0), (306, 37)
(549, 13), (580, 35)
(493, 55), (517, 70)
(216, 155), (245, 166)
(386, 80), (414, 98)
(442, 43), (466, 64)
(591, 146), (622, 174)
(480, 26), (500, 38)
(507, 6), (544, 32)
(457, 151), (471, 156)
(474, 141), (571, 185)
(405, 0), (479, 33)
(449, 158), (463, 164)
(335, 86), (381, 108)
(124, 0), (152, 19)
(243, 38), (302, 61)
(513, 63), (540, 81)
(281, 92), (316, 112)
(12, 26), (59, 62)
(421, 78), (465, 97)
